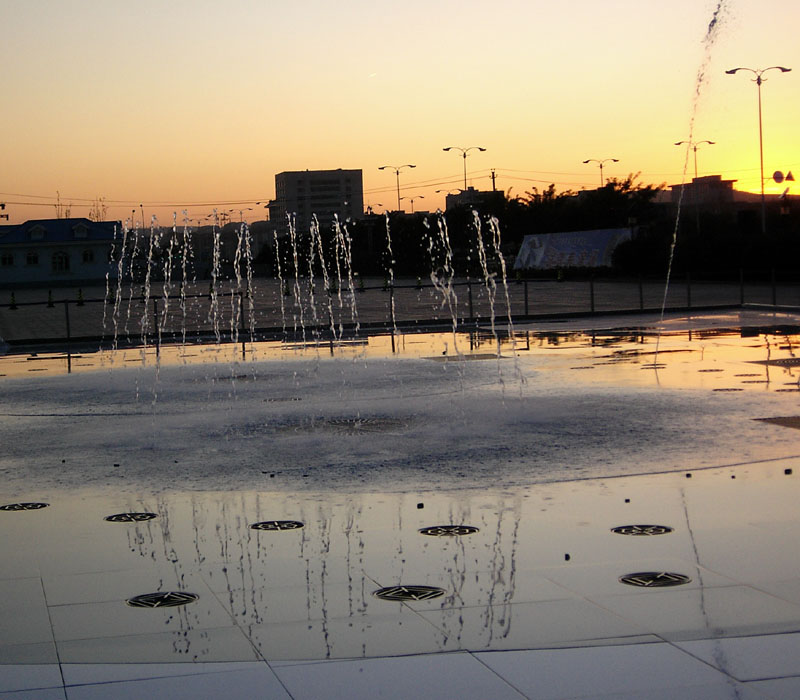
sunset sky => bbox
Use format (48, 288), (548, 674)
(0, 0), (798, 224)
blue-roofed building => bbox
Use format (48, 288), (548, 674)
(0, 218), (121, 287)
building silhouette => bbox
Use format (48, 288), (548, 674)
(268, 169), (364, 236)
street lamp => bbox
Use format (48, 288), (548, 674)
(582, 158), (619, 187)
(443, 146), (486, 190)
(435, 189), (461, 211)
(674, 140), (715, 180)
(378, 164), (416, 212)
(400, 195), (424, 213)
(726, 65), (791, 235)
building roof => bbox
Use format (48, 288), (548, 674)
(0, 218), (120, 245)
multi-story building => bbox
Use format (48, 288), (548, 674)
(0, 218), (120, 286)
(668, 175), (737, 212)
(268, 169), (364, 236)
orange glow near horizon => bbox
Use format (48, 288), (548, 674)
(0, 0), (798, 224)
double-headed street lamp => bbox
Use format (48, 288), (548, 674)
(582, 158), (618, 187)
(378, 164), (416, 212)
(399, 195), (424, 214)
(674, 140), (715, 180)
(443, 146), (486, 191)
(726, 65), (791, 235)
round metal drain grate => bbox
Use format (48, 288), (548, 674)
(104, 512), (158, 523)
(373, 585), (446, 601)
(766, 358), (800, 368)
(419, 525), (480, 537)
(611, 525), (674, 536)
(278, 417), (411, 435)
(250, 520), (304, 531)
(323, 417), (409, 434)
(619, 572), (691, 588)
(126, 591), (199, 608)
(0, 502), (49, 511)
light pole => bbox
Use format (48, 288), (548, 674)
(378, 164), (416, 212)
(674, 140), (715, 180)
(443, 146), (486, 190)
(400, 195), (424, 213)
(726, 65), (791, 235)
(582, 158), (618, 187)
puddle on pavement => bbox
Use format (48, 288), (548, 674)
(2, 311), (800, 663)
(3, 464), (800, 663)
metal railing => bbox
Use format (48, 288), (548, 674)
(2, 272), (799, 352)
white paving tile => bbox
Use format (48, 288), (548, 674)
(538, 558), (737, 598)
(676, 632), (800, 681)
(0, 578), (54, 647)
(248, 610), (448, 662)
(56, 625), (259, 664)
(61, 661), (269, 686)
(0, 641), (58, 663)
(416, 597), (645, 652)
(0, 664), (62, 692)
(747, 676), (800, 699)
(752, 579), (800, 607)
(274, 652), (526, 700)
(474, 643), (735, 699)
(48, 587), (234, 642)
(0, 688), (67, 700)
(590, 586), (800, 641)
(364, 569), (577, 611)
(64, 665), (290, 699)
(42, 568), (203, 607)
(577, 682), (768, 699)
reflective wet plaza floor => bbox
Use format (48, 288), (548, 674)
(2, 309), (800, 698)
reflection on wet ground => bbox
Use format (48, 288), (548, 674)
(2, 309), (800, 687)
(1, 309), (799, 395)
(2, 463), (800, 664)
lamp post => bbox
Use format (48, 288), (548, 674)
(726, 65), (791, 235)
(378, 164), (416, 212)
(443, 146), (486, 190)
(582, 158), (618, 187)
(674, 140), (715, 180)
(400, 195), (424, 214)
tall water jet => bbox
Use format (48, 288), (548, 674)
(473, 211), (500, 353)
(425, 212), (460, 355)
(661, 0), (730, 322)
(207, 211), (222, 345)
(383, 213), (398, 341)
(273, 224), (287, 338)
(179, 211), (194, 358)
(287, 213), (305, 341)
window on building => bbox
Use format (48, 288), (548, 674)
(82, 249), (95, 264)
(1, 252), (14, 266)
(52, 251), (70, 273)
(26, 251), (39, 266)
